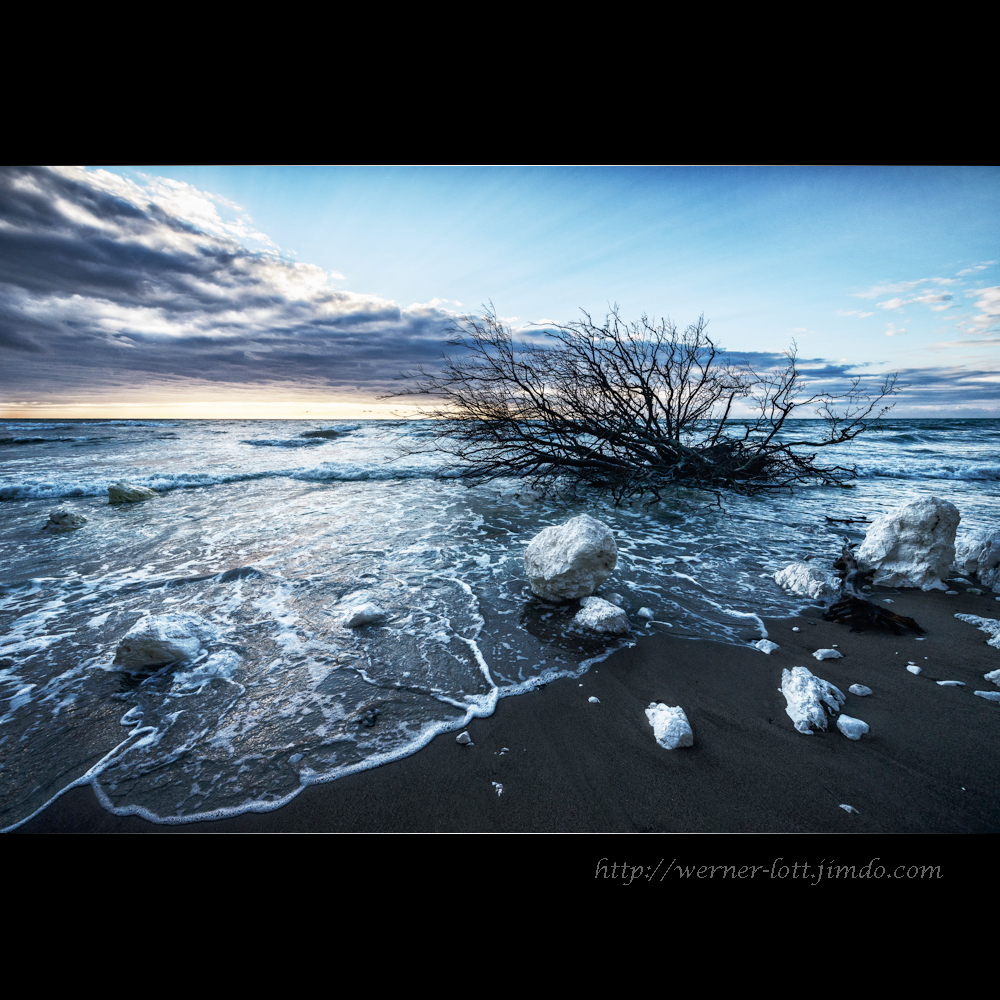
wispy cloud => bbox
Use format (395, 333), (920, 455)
(957, 260), (997, 276)
(884, 323), (906, 337)
(959, 285), (1000, 335)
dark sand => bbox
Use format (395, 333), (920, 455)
(16, 586), (1000, 835)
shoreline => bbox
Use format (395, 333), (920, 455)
(15, 585), (1000, 834)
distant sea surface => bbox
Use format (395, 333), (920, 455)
(1, 418), (997, 829)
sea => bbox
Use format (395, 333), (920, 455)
(1, 417), (997, 830)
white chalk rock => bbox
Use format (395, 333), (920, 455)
(857, 496), (960, 591)
(645, 703), (694, 749)
(936, 680), (965, 687)
(984, 668), (1000, 687)
(524, 515), (617, 601)
(779, 666), (846, 734)
(112, 614), (204, 671)
(637, 607), (654, 619)
(754, 639), (779, 654)
(773, 562), (840, 602)
(338, 591), (388, 628)
(588, 696), (600, 704)
(574, 596), (629, 634)
(343, 602), (387, 628)
(42, 508), (87, 532)
(974, 690), (1000, 702)
(108, 481), (158, 503)
(812, 648), (843, 661)
(837, 714), (869, 740)
(954, 528), (1000, 593)
(849, 684), (873, 696)
(906, 664), (922, 675)
(955, 613), (1000, 649)
(456, 731), (473, 745)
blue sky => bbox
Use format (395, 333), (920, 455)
(2, 165), (997, 418)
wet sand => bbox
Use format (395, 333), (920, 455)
(16, 586), (1000, 835)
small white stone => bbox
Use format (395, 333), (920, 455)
(574, 596), (629, 634)
(946, 590), (959, 596)
(837, 715), (869, 740)
(645, 703), (694, 749)
(839, 804), (859, 814)
(588, 696), (600, 704)
(812, 648), (843, 660)
(112, 614), (204, 671)
(754, 639), (779, 654)
(456, 731), (473, 745)
(849, 684), (873, 696)
(791, 627), (800, 632)
(492, 781), (503, 796)
(773, 562), (840, 602)
(779, 666), (845, 734)
(973, 690), (1000, 702)
(936, 680), (965, 687)
(637, 607), (654, 619)
(907, 665), (922, 675)
(343, 602), (387, 627)
(984, 669), (1000, 687)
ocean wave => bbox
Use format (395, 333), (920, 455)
(0, 464), (449, 501)
(857, 463), (1000, 481)
(241, 438), (324, 448)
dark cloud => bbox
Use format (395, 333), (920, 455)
(0, 167), (457, 396)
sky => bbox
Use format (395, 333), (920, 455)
(1, 165), (997, 419)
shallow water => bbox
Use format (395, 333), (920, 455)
(1, 418), (996, 828)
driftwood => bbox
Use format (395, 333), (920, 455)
(822, 540), (925, 635)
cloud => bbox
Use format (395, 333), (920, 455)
(884, 323), (906, 337)
(851, 276), (956, 300)
(836, 309), (874, 318)
(0, 167), (458, 400)
(961, 285), (1000, 334)
(956, 260), (997, 276)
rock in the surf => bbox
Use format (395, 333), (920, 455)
(856, 496), (959, 591)
(41, 508), (87, 532)
(954, 528), (1000, 592)
(779, 666), (846, 734)
(112, 614), (204, 671)
(108, 481), (158, 504)
(524, 515), (617, 601)
(774, 562), (840, 602)
(645, 703), (694, 749)
(574, 596), (629, 634)
(338, 592), (388, 628)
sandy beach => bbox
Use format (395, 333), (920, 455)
(17, 583), (1000, 836)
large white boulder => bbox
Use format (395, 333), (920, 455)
(112, 614), (204, 671)
(42, 508), (87, 532)
(524, 515), (617, 601)
(954, 528), (1000, 593)
(574, 596), (629, 634)
(856, 497), (960, 591)
(773, 562), (840, 602)
(780, 666), (846, 734)
(108, 481), (158, 503)
(645, 703), (694, 749)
